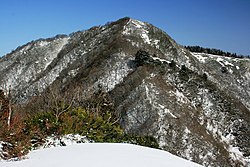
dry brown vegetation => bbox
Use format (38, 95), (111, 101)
(0, 87), (159, 160)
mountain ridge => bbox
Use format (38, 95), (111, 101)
(0, 17), (249, 166)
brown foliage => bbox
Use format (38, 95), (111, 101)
(0, 90), (32, 159)
(0, 108), (31, 160)
(0, 90), (9, 126)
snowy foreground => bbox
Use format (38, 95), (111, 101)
(1, 143), (203, 167)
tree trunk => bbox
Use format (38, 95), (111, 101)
(7, 103), (12, 129)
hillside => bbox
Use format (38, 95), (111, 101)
(0, 17), (249, 166)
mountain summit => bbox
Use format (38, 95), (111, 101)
(0, 17), (249, 166)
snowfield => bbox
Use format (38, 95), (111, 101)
(1, 143), (203, 167)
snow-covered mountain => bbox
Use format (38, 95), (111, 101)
(0, 143), (203, 167)
(0, 17), (249, 166)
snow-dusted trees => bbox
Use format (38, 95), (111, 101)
(184, 45), (249, 58)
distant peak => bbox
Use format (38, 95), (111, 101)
(113, 17), (147, 27)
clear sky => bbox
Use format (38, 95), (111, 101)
(0, 0), (250, 57)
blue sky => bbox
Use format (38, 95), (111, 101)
(0, 0), (250, 56)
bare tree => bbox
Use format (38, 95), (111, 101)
(7, 86), (12, 129)
(38, 84), (78, 123)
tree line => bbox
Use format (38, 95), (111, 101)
(184, 45), (250, 59)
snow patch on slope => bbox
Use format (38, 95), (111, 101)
(123, 19), (159, 48)
(192, 52), (208, 63)
(158, 104), (177, 119)
(151, 56), (170, 64)
(173, 89), (189, 104)
(96, 52), (133, 91)
(182, 128), (193, 160)
(42, 37), (70, 70)
(0, 37), (69, 93)
(38, 41), (50, 47)
(141, 80), (178, 146)
(196, 88), (250, 166)
(192, 52), (238, 68)
(216, 57), (234, 67)
(130, 19), (150, 44)
(229, 146), (249, 166)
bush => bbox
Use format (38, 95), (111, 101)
(0, 91), (160, 159)
(58, 108), (124, 143)
(23, 106), (159, 151)
(0, 114), (30, 160)
(123, 135), (159, 149)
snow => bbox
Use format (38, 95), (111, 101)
(158, 104), (177, 119)
(229, 146), (245, 162)
(130, 19), (145, 28)
(224, 60), (234, 66)
(183, 128), (193, 160)
(140, 80), (179, 146)
(192, 53), (208, 63)
(38, 41), (49, 47)
(96, 52), (132, 91)
(216, 57), (235, 67)
(0, 37), (70, 94)
(201, 91), (213, 115)
(0, 142), (4, 158)
(19, 45), (32, 54)
(68, 68), (79, 77)
(42, 134), (90, 149)
(199, 91), (250, 165)
(122, 18), (157, 47)
(151, 56), (170, 64)
(42, 37), (70, 70)
(170, 89), (189, 104)
(228, 145), (249, 166)
(192, 52), (237, 68)
(0, 143), (203, 167)
(213, 57), (226, 67)
(152, 39), (160, 48)
(140, 31), (150, 44)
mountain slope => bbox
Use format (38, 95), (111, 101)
(0, 17), (249, 166)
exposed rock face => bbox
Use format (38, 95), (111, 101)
(0, 17), (249, 166)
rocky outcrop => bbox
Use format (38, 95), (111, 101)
(0, 17), (249, 166)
